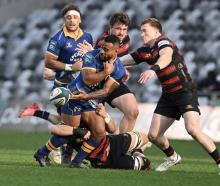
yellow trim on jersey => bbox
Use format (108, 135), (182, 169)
(108, 76), (120, 85)
(81, 145), (92, 153)
(46, 51), (59, 59)
(83, 142), (95, 151)
(81, 67), (96, 71)
(63, 26), (83, 40)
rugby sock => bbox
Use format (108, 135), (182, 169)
(209, 149), (220, 164)
(34, 111), (50, 120)
(163, 146), (175, 157)
(38, 135), (68, 156)
(61, 144), (73, 156)
(72, 136), (99, 164)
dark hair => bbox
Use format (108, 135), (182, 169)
(109, 12), (130, 27)
(61, 3), (81, 17)
(141, 18), (162, 33)
(104, 35), (120, 47)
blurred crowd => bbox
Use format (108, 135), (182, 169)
(0, 0), (220, 104)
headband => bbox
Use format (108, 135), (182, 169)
(65, 10), (81, 18)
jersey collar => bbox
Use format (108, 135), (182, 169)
(63, 26), (83, 40)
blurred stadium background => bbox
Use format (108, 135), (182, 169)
(0, 0), (220, 139)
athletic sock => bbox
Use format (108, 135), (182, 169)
(34, 111), (50, 120)
(209, 149), (220, 164)
(163, 146), (175, 157)
(72, 136), (99, 164)
(38, 135), (68, 156)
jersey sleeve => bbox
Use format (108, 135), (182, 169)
(87, 33), (94, 46)
(130, 47), (149, 64)
(109, 60), (125, 84)
(82, 52), (97, 70)
(156, 38), (173, 50)
(46, 32), (62, 58)
(117, 35), (130, 57)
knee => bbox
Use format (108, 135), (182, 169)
(125, 107), (139, 120)
(148, 132), (158, 142)
(186, 125), (199, 138)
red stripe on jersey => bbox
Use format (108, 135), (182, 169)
(164, 85), (183, 93)
(161, 76), (180, 86)
(89, 136), (110, 162)
(157, 65), (176, 78)
(118, 42), (130, 56)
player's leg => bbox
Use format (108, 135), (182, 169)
(107, 133), (151, 170)
(126, 132), (148, 152)
(106, 83), (138, 133)
(70, 111), (106, 167)
(18, 103), (61, 124)
(183, 111), (220, 168)
(111, 93), (138, 132)
(34, 111), (81, 167)
(112, 154), (151, 170)
(148, 113), (181, 171)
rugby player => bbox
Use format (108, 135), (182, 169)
(19, 3), (93, 121)
(76, 12), (139, 133)
(120, 18), (220, 173)
(34, 104), (151, 170)
(34, 35), (126, 168)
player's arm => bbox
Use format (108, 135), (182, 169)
(43, 67), (55, 81)
(153, 47), (173, 70)
(120, 54), (137, 67)
(82, 62), (114, 85)
(45, 52), (82, 72)
(138, 47), (173, 84)
(85, 77), (119, 99)
(71, 77), (119, 100)
(96, 103), (117, 133)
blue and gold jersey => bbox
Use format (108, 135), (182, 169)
(68, 49), (125, 95)
(46, 26), (93, 87)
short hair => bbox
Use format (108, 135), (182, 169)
(104, 35), (120, 47)
(61, 3), (81, 17)
(141, 18), (162, 33)
(109, 12), (130, 27)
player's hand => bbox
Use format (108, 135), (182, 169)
(138, 70), (156, 84)
(70, 91), (89, 100)
(72, 59), (83, 71)
(43, 68), (55, 81)
(95, 103), (107, 118)
(103, 61), (114, 75)
(76, 40), (94, 54)
(122, 68), (130, 82)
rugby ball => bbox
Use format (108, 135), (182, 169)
(49, 87), (71, 106)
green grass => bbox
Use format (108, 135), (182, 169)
(0, 132), (219, 186)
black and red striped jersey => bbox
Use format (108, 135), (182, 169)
(130, 35), (194, 93)
(94, 31), (130, 57)
(89, 136), (110, 164)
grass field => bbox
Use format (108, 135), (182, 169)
(0, 132), (219, 186)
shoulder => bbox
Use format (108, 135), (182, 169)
(83, 31), (93, 37)
(95, 32), (108, 48)
(155, 35), (174, 49)
(50, 29), (65, 42)
(84, 49), (100, 64)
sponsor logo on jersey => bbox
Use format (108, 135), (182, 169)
(84, 54), (93, 64)
(48, 40), (58, 51)
(70, 52), (84, 62)
(66, 42), (72, 48)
